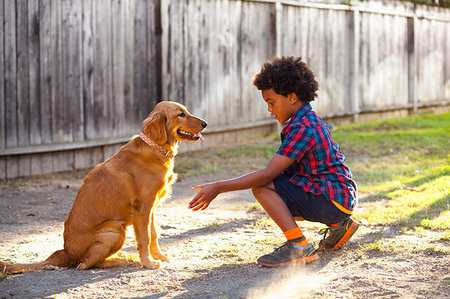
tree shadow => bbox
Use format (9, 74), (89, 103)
(393, 193), (449, 228)
(358, 169), (447, 204)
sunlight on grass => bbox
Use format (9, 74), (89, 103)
(335, 113), (450, 235)
(177, 112), (449, 244)
(354, 162), (449, 229)
(421, 210), (450, 229)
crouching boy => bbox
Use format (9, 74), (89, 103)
(189, 56), (359, 267)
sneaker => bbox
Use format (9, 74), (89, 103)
(257, 241), (319, 268)
(318, 217), (360, 250)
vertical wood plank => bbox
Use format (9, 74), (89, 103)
(93, 0), (113, 139)
(28, 0), (41, 145)
(52, 151), (74, 173)
(6, 157), (19, 179)
(39, 0), (53, 146)
(4, 0), (18, 149)
(0, 157), (5, 180)
(134, 0), (149, 121)
(82, 0), (95, 140)
(124, 0), (136, 133)
(74, 147), (103, 170)
(30, 152), (53, 176)
(150, 0), (162, 111)
(17, 0), (30, 148)
(112, 0), (126, 137)
(51, 0), (64, 143)
(0, 0), (5, 151)
(61, 0), (83, 142)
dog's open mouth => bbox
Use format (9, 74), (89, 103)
(177, 129), (204, 141)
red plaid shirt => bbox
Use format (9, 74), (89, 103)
(277, 103), (357, 213)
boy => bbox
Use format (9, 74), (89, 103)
(189, 56), (359, 267)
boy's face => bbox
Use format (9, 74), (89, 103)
(262, 89), (302, 124)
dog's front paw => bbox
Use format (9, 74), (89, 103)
(151, 252), (170, 262)
(141, 259), (161, 269)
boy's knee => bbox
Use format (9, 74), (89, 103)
(252, 183), (275, 198)
(251, 185), (263, 197)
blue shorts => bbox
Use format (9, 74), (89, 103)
(273, 173), (350, 226)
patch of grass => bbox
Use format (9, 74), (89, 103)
(246, 203), (262, 212)
(254, 216), (276, 228)
(207, 222), (222, 230)
(338, 113), (450, 235)
(177, 112), (449, 248)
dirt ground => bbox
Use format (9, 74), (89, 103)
(0, 169), (449, 298)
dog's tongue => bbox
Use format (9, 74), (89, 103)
(195, 132), (204, 140)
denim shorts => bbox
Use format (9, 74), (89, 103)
(273, 173), (350, 226)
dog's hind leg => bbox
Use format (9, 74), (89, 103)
(94, 255), (140, 269)
(77, 224), (126, 270)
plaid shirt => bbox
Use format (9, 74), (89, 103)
(277, 103), (357, 212)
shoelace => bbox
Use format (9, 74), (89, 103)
(272, 241), (312, 254)
(318, 221), (344, 240)
(272, 241), (293, 253)
(318, 227), (331, 240)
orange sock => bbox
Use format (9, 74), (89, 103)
(284, 227), (309, 247)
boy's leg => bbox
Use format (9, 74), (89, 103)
(252, 183), (318, 267)
(252, 182), (299, 232)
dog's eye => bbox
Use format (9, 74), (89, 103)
(178, 112), (186, 117)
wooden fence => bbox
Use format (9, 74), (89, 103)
(1, 0), (449, 179)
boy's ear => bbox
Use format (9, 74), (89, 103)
(288, 92), (299, 104)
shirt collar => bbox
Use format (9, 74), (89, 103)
(281, 103), (312, 136)
(286, 103), (312, 125)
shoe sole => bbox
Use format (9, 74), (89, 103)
(258, 252), (319, 268)
(324, 221), (360, 251)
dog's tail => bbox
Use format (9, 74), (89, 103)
(1, 249), (75, 274)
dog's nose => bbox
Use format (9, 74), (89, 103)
(201, 121), (208, 128)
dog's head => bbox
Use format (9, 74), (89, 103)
(142, 101), (207, 146)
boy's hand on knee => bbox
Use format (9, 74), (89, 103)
(189, 183), (220, 211)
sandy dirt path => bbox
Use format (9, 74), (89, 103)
(0, 171), (449, 298)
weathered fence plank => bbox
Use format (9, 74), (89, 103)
(16, 0), (30, 148)
(93, 0), (113, 139)
(0, 0), (4, 179)
(28, 0), (41, 146)
(4, 0), (18, 149)
(82, 0), (95, 141)
(39, 0), (53, 146)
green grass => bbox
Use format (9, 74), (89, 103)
(332, 113), (450, 231)
(176, 112), (450, 235)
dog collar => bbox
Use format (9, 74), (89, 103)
(139, 132), (174, 159)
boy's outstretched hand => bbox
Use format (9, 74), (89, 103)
(189, 182), (221, 211)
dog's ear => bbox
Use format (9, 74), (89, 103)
(142, 111), (168, 145)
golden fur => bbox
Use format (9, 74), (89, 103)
(1, 101), (206, 274)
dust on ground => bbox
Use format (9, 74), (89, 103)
(0, 169), (449, 298)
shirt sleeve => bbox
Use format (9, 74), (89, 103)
(277, 125), (315, 162)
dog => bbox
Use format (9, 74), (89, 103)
(1, 101), (207, 274)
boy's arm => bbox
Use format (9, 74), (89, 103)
(188, 154), (295, 211)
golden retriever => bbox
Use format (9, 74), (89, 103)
(1, 101), (207, 274)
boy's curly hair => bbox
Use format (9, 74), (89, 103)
(252, 56), (318, 103)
